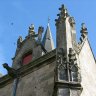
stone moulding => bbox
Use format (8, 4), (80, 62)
(0, 49), (56, 88)
(55, 81), (82, 90)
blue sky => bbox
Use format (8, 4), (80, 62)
(0, 0), (96, 75)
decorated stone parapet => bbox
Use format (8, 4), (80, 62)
(28, 25), (44, 43)
(80, 23), (88, 43)
(68, 48), (81, 82)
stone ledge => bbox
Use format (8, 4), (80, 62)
(55, 81), (82, 90)
(0, 49), (56, 88)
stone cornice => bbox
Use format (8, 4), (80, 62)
(0, 49), (56, 88)
(55, 81), (82, 90)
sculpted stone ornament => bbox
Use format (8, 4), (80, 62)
(3, 63), (18, 78)
(80, 23), (88, 43)
(27, 24), (44, 44)
(56, 48), (67, 80)
(17, 36), (22, 48)
(28, 24), (35, 36)
(59, 4), (69, 19)
(69, 17), (75, 28)
(38, 26), (44, 43)
(68, 48), (81, 82)
(55, 4), (69, 26)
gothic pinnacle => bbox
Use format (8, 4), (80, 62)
(55, 4), (69, 25)
(60, 5), (68, 16)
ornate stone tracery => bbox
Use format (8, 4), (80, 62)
(56, 48), (67, 81)
(56, 48), (81, 82)
(68, 48), (81, 82)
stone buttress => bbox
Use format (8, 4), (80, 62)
(54, 4), (82, 96)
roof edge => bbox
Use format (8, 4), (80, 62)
(0, 49), (56, 88)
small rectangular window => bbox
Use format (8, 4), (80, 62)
(22, 54), (32, 65)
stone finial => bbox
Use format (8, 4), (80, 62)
(59, 4), (69, 18)
(38, 26), (44, 42)
(80, 23), (88, 42)
(28, 24), (35, 35)
(69, 17), (75, 27)
(17, 36), (22, 48)
(55, 4), (69, 25)
(81, 23), (88, 35)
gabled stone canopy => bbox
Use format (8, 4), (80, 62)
(12, 24), (44, 69)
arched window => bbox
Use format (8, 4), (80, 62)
(22, 51), (32, 65)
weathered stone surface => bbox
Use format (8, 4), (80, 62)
(12, 37), (42, 69)
(57, 88), (70, 96)
(16, 60), (55, 96)
(70, 89), (81, 96)
(79, 39), (96, 96)
(12, 38), (36, 69)
(0, 83), (13, 96)
(0, 60), (55, 96)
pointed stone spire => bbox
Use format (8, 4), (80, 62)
(42, 20), (54, 52)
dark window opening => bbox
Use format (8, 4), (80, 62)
(22, 52), (32, 65)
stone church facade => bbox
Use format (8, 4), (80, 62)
(0, 4), (96, 96)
